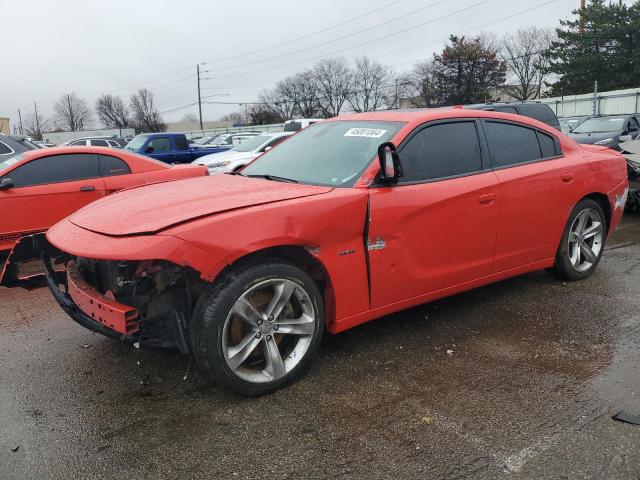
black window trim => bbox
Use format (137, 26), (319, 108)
(1, 153), (101, 189)
(480, 118), (564, 172)
(378, 118), (491, 187)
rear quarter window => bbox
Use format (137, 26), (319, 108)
(483, 121), (542, 167)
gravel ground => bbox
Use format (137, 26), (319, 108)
(1, 215), (639, 479)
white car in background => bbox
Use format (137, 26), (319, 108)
(193, 132), (293, 174)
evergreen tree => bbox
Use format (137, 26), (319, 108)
(431, 35), (506, 105)
(546, 0), (640, 95)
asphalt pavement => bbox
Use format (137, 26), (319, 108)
(1, 215), (640, 479)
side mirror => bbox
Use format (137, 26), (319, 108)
(0, 177), (14, 190)
(377, 142), (402, 182)
(144, 146), (154, 153)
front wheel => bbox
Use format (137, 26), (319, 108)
(552, 199), (607, 281)
(190, 262), (324, 396)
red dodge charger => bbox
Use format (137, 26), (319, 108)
(34, 110), (628, 395)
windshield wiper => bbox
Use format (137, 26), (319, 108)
(245, 174), (298, 183)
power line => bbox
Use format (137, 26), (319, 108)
(201, 0), (496, 81)
(382, 0), (560, 67)
(202, 0), (407, 65)
(206, 0), (450, 72)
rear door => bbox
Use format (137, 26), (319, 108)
(368, 119), (500, 308)
(172, 135), (193, 163)
(147, 136), (175, 163)
(0, 153), (105, 248)
(482, 120), (568, 272)
(99, 154), (135, 193)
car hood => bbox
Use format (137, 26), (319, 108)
(69, 174), (333, 236)
(568, 131), (620, 145)
(193, 150), (255, 166)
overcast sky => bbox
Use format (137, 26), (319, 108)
(1, 0), (597, 129)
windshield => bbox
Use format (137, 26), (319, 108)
(0, 153), (27, 173)
(231, 135), (273, 152)
(193, 136), (212, 145)
(560, 118), (586, 132)
(125, 134), (149, 150)
(572, 117), (625, 133)
(242, 121), (404, 187)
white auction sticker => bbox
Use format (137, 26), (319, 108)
(344, 128), (387, 138)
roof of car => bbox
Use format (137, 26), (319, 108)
(333, 108), (543, 124)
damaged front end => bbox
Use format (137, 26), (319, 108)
(37, 239), (204, 353)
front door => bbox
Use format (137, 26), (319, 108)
(0, 153), (105, 250)
(367, 120), (500, 308)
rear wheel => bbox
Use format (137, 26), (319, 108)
(191, 262), (324, 396)
(552, 199), (606, 280)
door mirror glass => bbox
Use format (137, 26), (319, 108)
(0, 177), (14, 190)
(377, 142), (402, 182)
(145, 146), (154, 153)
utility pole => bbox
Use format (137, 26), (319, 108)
(196, 64), (203, 131)
(579, 0), (586, 34)
(17, 108), (24, 135)
(33, 102), (40, 139)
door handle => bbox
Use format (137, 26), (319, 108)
(478, 193), (496, 205)
(79, 186), (95, 191)
(561, 173), (574, 183)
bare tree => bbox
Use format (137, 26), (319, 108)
(314, 58), (354, 117)
(348, 56), (394, 112)
(181, 112), (199, 124)
(500, 27), (555, 100)
(54, 92), (92, 131)
(130, 89), (166, 132)
(23, 106), (51, 140)
(95, 94), (130, 128)
(260, 88), (295, 120)
(219, 111), (244, 124)
(248, 104), (284, 125)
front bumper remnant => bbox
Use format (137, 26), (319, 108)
(67, 261), (140, 335)
(40, 245), (138, 344)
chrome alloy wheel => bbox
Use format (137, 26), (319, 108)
(221, 278), (316, 383)
(567, 208), (604, 272)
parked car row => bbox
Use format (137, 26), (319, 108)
(0, 147), (207, 264)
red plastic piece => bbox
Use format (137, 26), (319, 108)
(67, 263), (139, 335)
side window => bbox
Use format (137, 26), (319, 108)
(148, 137), (171, 152)
(399, 121), (483, 183)
(0, 142), (13, 154)
(70, 140), (87, 146)
(7, 154), (100, 187)
(174, 136), (189, 150)
(100, 155), (131, 176)
(90, 139), (109, 146)
(483, 121), (542, 168)
(107, 140), (121, 148)
(627, 117), (639, 132)
(537, 131), (558, 158)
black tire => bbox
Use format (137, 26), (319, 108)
(552, 198), (607, 281)
(190, 261), (324, 396)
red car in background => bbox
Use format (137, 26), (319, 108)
(0, 146), (207, 259)
(37, 110), (628, 395)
